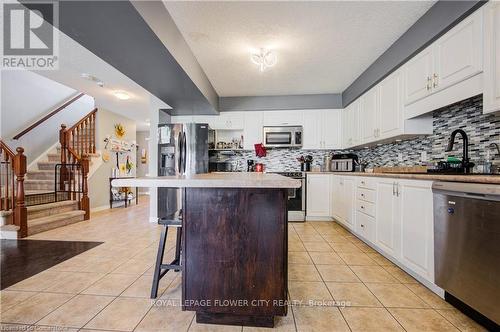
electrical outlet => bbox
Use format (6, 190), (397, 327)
(421, 151), (428, 162)
(398, 153), (403, 162)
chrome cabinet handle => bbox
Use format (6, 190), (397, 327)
(426, 76), (432, 91)
(392, 182), (396, 196)
(433, 73), (438, 88)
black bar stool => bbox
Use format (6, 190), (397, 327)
(151, 211), (182, 299)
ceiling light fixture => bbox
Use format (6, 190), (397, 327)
(251, 48), (277, 72)
(81, 73), (104, 87)
(113, 90), (130, 100)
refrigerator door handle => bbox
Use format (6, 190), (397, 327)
(182, 132), (187, 174)
(177, 131), (183, 174)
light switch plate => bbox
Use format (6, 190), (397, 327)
(421, 151), (428, 162)
(398, 153), (403, 162)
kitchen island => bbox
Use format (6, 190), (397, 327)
(112, 173), (301, 328)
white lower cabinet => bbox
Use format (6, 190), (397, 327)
(306, 174), (331, 218)
(398, 180), (434, 282)
(330, 175), (354, 229)
(329, 175), (435, 284)
(375, 179), (400, 257)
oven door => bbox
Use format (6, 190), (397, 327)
(287, 177), (305, 222)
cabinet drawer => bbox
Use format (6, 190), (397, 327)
(357, 177), (376, 190)
(356, 200), (375, 217)
(356, 211), (375, 243)
(357, 188), (375, 203)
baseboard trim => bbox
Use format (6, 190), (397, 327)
(90, 205), (110, 213)
(305, 216), (333, 221)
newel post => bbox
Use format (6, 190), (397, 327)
(14, 147), (27, 238)
(59, 124), (68, 190)
(81, 154), (90, 220)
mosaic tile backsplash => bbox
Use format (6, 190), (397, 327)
(221, 95), (500, 172)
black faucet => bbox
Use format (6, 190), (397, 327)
(445, 129), (473, 173)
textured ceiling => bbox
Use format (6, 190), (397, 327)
(163, 1), (435, 97)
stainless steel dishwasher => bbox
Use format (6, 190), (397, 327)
(433, 181), (500, 326)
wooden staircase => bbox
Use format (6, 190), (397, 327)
(1, 97), (98, 238)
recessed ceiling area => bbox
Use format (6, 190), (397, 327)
(164, 1), (435, 97)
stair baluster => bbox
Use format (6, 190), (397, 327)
(59, 108), (97, 220)
(0, 140), (28, 238)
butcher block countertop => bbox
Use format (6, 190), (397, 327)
(307, 171), (500, 185)
(112, 172), (301, 188)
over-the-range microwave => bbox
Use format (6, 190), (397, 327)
(263, 126), (303, 148)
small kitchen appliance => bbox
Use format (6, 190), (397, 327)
(330, 153), (358, 172)
(262, 126), (302, 148)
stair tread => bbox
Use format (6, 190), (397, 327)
(0, 224), (19, 231)
(26, 190), (54, 195)
(27, 200), (78, 212)
(25, 179), (54, 183)
(28, 170), (53, 174)
(28, 210), (85, 225)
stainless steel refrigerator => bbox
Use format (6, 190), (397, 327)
(157, 123), (209, 219)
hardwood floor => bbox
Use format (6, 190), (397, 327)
(1, 239), (101, 289)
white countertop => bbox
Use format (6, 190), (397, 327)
(111, 172), (301, 188)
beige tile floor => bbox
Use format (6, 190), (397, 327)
(0, 197), (487, 332)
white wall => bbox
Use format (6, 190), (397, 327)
(1, 71), (94, 165)
(136, 130), (150, 194)
(88, 108), (136, 210)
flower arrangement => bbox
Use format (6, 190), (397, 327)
(114, 123), (126, 138)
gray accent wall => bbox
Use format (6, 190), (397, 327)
(219, 94), (342, 112)
(342, 0), (487, 107)
(57, 1), (217, 116)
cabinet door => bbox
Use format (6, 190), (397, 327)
(217, 112), (244, 130)
(302, 110), (321, 149)
(379, 70), (403, 139)
(360, 88), (378, 143)
(321, 110), (342, 149)
(375, 180), (400, 257)
(399, 180), (434, 282)
(243, 112), (263, 150)
(434, 10), (483, 91)
(484, 1), (500, 114)
(331, 176), (342, 220)
(306, 174), (331, 217)
(342, 177), (355, 229)
(341, 108), (351, 148)
(263, 111), (303, 126)
(404, 47), (433, 105)
(350, 101), (361, 147)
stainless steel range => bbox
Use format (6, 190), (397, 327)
(274, 172), (305, 222)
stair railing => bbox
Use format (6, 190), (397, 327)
(0, 140), (27, 237)
(59, 108), (96, 220)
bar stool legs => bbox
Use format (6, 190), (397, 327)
(151, 224), (182, 299)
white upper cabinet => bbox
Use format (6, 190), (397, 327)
(303, 110), (341, 150)
(243, 112), (263, 150)
(342, 100), (360, 148)
(404, 47), (434, 105)
(210, 112), (244, 130)
(379, 70), (404, 139)
(262, 110), (303, 126)
(302, 110), (322, 149)
(321, 110), (342, 149)
(484, 1), (500, 114)
(404, 8), (483, 107)
(434, 10), (483, 91)
(360, 87), (379, 143)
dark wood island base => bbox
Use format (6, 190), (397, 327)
(182, 188), (289, 328)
